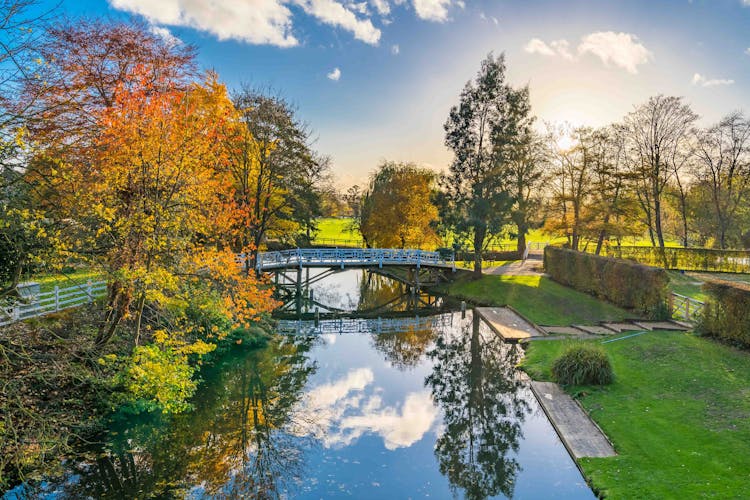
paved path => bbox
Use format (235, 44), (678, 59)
(530, 381), (616, 458)
(476, 306), (545, 340)
(485, 256), (544, 276)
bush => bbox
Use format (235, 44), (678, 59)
(551, 343), (614, 386)
(545, 246), (669, 319)
(698, 279), (750, 348)
(605, 246), (750, 273)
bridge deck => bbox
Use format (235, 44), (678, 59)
(256, 248), (455, 272)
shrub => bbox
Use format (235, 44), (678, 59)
(545, 246), (669, 318)
(605, 246), (750, 273)
(698, 279), (750, 349)
(551, 343), (614, 386)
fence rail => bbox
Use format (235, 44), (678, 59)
(257, 248), (455, 271)
(277, 314), (456, 336)
(670, 292), (704, 322)
(0, 281), (107, 328)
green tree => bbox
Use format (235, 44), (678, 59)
(442, 53), (516, 276)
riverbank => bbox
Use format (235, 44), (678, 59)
(440, 274), (631, 326)
(521, 331), (750, 498)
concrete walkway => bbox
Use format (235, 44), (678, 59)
(530, 381), (616, 458)
(476, 306), (546, 340)
(485, 255), (544, 276)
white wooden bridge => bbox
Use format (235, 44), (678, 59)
(255, 248), (455, 272)
(276, 313), (456, 336)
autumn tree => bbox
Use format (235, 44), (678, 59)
(443, 53), (517, 276)
(227, 88), (324, 269)
(359, 161), (441, 249)
(625, 95), (698, 248)
(694, 112), (750, 248)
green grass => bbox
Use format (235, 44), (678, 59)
(313, 217), (362, 244)
(667, 271), (708, 302)
(30, 269), (103, 293)
(443, 274), (630, 325)
(522, 332), (750, 499)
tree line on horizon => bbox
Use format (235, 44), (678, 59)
(349, 53), (750, 276)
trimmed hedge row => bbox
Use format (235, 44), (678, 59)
(699, 280), (750, 348)
(604, 245), (750, 273)
(545, 246), (669, 319)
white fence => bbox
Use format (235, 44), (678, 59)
(670, 292), (704, 323)
(256, 248), (455, 272)
(0, 281), (107, 328)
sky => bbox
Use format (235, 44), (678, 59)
(45, 0), (750, 187)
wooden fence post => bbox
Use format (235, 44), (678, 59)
(54, 285), (60, 312)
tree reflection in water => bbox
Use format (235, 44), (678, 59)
(24, 335), (316, 499)
(426, 312), (530, 499)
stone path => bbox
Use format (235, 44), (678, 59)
(475, 307), (545, 340)
(530, 381), (616, 458)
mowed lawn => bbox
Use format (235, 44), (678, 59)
(313, 217), (362, 244)
(444, 274), (630, 325)
(30, 269), (103, 293)
(522, 332), (750, 498)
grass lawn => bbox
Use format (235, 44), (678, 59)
(30, 269), (103, 293)
(521, 332), (750, 498)
(443, 274), (630, 325)
(313, 217), (362, 244)
(667, 271), (708, 302)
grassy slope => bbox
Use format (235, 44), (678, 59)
(443, 274), (630, 325)
(522, 332), (750, 499)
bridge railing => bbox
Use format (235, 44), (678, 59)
(257, 248), (454, 271)
(277, 314), (456, 336)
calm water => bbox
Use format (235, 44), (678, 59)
(6, 270), (594, 499)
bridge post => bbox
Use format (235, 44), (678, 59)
(379, 250), (383, 268)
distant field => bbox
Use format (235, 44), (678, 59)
(30, 269), (104, 293)
(313, 217), (363, 244)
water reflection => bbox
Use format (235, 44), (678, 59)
(12, 336), (316, 499)
(5, 270), (594, 499)
(427, 313), (529, 499)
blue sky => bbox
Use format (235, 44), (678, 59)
(48, 0), (750, 186)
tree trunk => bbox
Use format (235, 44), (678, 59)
(516, 225), (527, 255)
(473, 226), (486, 278)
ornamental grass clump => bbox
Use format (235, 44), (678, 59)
(551, 343), (614, 386)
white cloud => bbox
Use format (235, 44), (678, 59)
(294, 0), (381, 44)
(339, 391), (438, 450)
(525, 31), (652, 74)
(578, 31), (652, 74)
(413, 0), (452, 22)
(745, 47), (750, 56)
(371, 0), (390, 15)
(524, 37), (555, 57)
(148, 25), (182, 47)
(742, 0), (750, 6)
(692, 73), (734, 87)
(109, 0), (299, 47)
(110, 0), (382, 47)
(391, 43), (399, 54)
(327, 66), (342, 80)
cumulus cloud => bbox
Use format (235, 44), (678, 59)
(292, 0), (381, 44)
(148, 25), (182, 47)
(692, 73), (734, 87)
(413, 0), (452, 22)
(578, 31), (652, 74)
(109, 0), (382, 46)
(391, 43), (399, 54)
(525, 31), (651, 73)
(327, 67), (342, 81)
(371, 0), (390, 15)
(109, 0), (299, 47)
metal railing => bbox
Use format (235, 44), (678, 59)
(0, 281), (107, 328)
(670, 292), (704, 322)
(256, 248), (455, 271)
(277, 314), (455, 336)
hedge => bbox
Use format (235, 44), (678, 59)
(545, 246), (669, 319)
(604, 246), (750, 273)
(699, 280), (750, 348)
